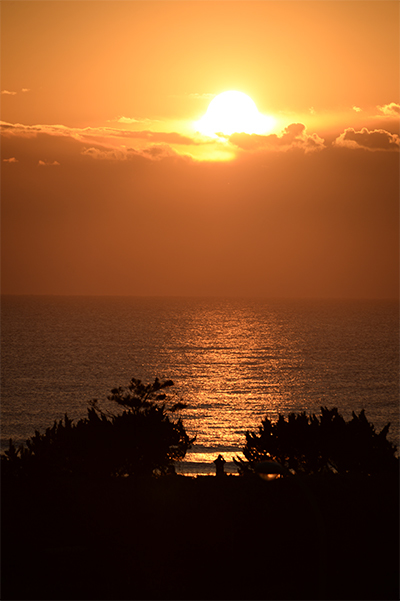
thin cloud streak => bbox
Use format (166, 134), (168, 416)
(0, 121), (203, 146)
(38, 159), (60, 166)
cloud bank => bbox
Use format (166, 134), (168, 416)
(2, 115), (398, 299)
(0, 121), (200, 147)
(1, 120), (399, 166)
(333, 128), (399, 151)
(229, 123), (325, 153)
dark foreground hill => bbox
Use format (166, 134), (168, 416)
(2, 472), (399, 600)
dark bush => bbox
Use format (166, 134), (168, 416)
(240, 407), (398, 475)
(1, 377), (194, 479)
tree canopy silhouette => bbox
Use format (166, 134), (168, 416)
(239, 407), (398, 475)
(2, 378), (194, 479)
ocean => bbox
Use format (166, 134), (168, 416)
(1, 296), (399, 475)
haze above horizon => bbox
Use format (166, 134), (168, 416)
(1, 1), (399, 299)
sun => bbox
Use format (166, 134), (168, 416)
(195, 91), (275, 137)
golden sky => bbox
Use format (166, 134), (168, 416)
(1, 1), (399, 297)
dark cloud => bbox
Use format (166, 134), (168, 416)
(1, 122), (64, 137)
(141, 144), (180, 159)
(81, 144), (183, 162)
(333, 127), (399, 151)
(229, 123), (325, 153)
(123, 130), (200, 145)
(1, 122), (195, 165)
(81, 147), (127, 161)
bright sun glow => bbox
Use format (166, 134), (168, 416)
(195, 91), (275, 137)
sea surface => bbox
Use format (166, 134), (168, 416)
(1, 296), (399, 474)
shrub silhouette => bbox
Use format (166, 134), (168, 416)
(240, 407), (398, 475)
(2, 378), (194, 478)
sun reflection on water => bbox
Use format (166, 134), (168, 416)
(163, 300), (311, 465)
(2, 297), (398, 474)
(155, 299), (399, 474)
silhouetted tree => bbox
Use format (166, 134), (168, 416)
(239, 407), (398, 475)
(2, 378), (194, 479)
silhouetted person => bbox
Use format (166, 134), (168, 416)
(214, 454), (226, 477)
(166, 464), (176, 476)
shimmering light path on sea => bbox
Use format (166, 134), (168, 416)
(2, 297), (399, 473)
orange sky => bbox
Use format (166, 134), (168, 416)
(1, 1), (399, 298)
